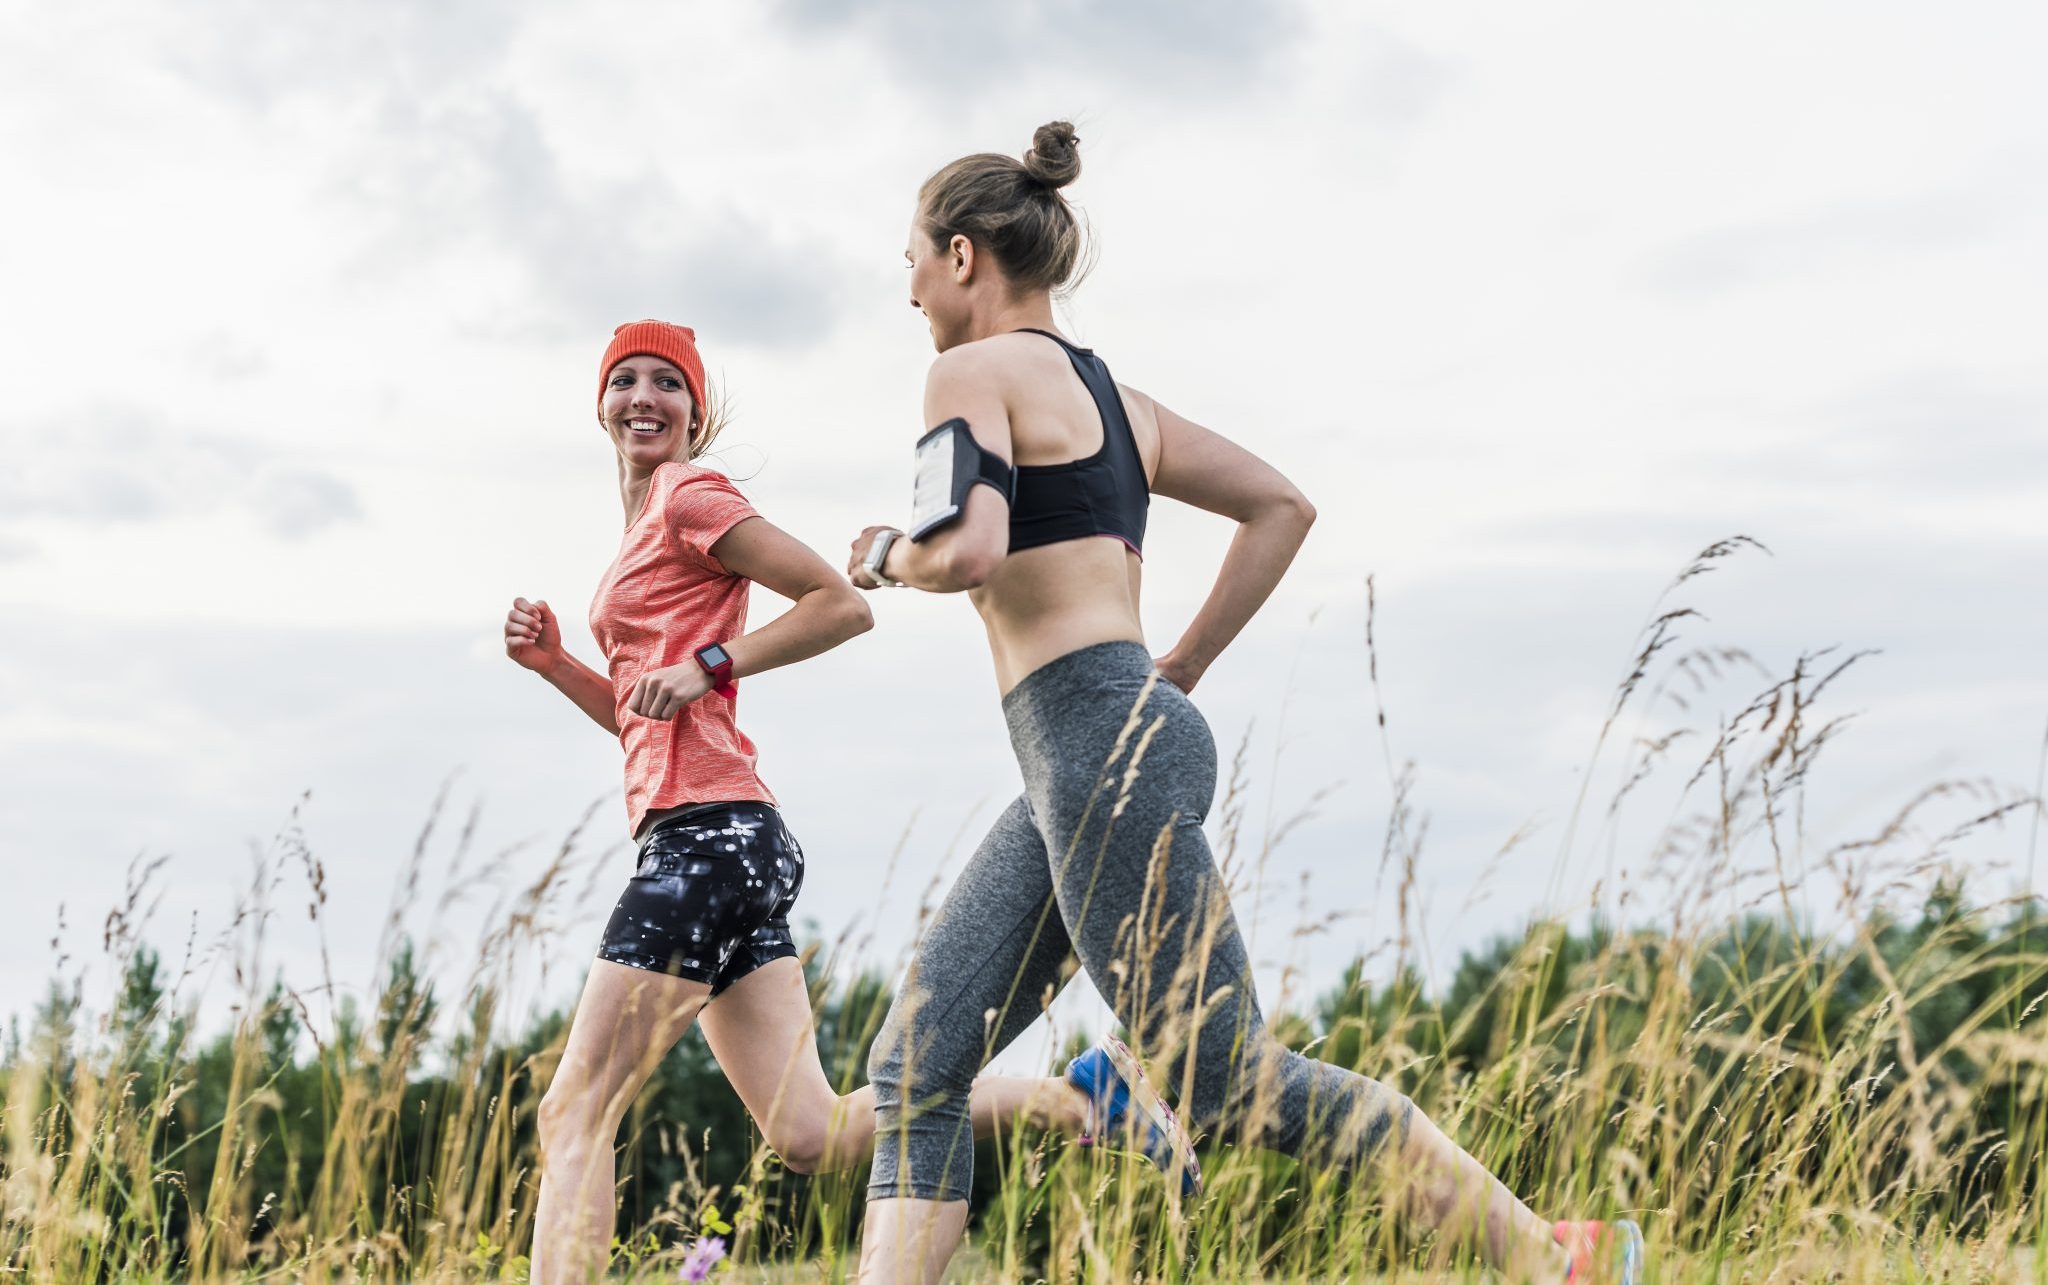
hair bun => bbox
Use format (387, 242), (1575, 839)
(1022, 121), (1081, 189)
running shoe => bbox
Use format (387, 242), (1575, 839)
(1553, 1219), (1645, 1284)
(1064, 1037), (1203, 1199)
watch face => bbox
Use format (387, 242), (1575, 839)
(698, 644), (730, 669)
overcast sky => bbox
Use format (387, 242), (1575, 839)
(3, 1), (2043, 1067)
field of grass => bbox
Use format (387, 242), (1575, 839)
(4, 541), (2043, 1282)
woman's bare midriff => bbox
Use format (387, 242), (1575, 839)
(973, 535), (1147, 694)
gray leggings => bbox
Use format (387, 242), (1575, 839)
(868, 641), (1413, 1202)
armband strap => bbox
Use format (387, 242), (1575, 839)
(908, 417), (1016, 541)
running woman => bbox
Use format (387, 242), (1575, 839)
(844, 127), (1646, 1284)
(506, 320), (1199, 1284)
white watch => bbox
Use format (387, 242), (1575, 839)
(863, 528), (904, 587)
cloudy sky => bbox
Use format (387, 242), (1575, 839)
(3, 1), (2043, 1066)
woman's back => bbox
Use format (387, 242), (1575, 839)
(946, 329), (1164, 690)
(858, 118), (1315, 700)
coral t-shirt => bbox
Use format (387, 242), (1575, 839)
(589, 462), (776, 836)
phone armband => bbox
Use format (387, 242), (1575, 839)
(908, 418), (1016, 541)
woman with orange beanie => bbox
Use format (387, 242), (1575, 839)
(504, 320), (1198, 1281)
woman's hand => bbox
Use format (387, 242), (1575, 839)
(847, 526), (899, 590)
(627, 663), (715, 720)
(1155, 651), (1204, 694)
(1147, 397), (1317, 685)
(503, 598), (622, 735)
(505, 597), (565, 675)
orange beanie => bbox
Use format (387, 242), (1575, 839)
(599, 320), (707, 415)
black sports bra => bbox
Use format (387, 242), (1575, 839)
(1006, 328), (1150, 556)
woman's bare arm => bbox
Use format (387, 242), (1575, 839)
(623, 515), (876, 720)
(850, 346), (1014, 594)
(710, 517), (875, 675)
(505, 597), (624, 736)
(1145, 399), (1317, 693)
(544, 650), (626, 735)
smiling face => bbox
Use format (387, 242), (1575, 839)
(906, 219), (974, 353)
(599, 356), (698, 470)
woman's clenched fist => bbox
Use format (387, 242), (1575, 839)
(504, 597), (565, 675)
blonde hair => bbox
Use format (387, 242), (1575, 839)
(687, 375), (730, 461)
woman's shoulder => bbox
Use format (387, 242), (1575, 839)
(926, 332), (1065, 397)
(650, 461), (756, 562)
(649, 461), (753, 534)
(652, 459), (745, 497)
(929, 334), (1013, 375)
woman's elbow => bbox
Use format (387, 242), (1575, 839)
(942, 493), (1011, 588)
(1264, 484), (1316, 533)
(835, 586), (875, 638)
(940, 543), (1003, 591)
(1289, 488), (1317, 529)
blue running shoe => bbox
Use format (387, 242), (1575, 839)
(1554, 1219), (1645, 1284)
(1064, 1037), (1203, 1199)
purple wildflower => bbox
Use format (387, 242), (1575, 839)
(679, 1235), (726, 1282)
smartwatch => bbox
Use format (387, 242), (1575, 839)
(693, 642), (738, 699)
(863, 528), (904, 587)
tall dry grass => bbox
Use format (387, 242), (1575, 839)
(3, 540), (2043, 1282)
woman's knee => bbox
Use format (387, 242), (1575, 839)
(763, 1117), (831, 1175)
(537, 1078), (607, 1168)
(864, 1022), (908, 1108)
(865, 992), (974, 1107)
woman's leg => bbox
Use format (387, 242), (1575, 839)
(696, 956), (1086, 1175)
(859, 795), (1079, 1283)
(1120, 856), (1564, 1278)
(1019, 658), (1568, 1279)
(534, 959), (712, 1285)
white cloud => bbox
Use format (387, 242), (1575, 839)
(324, 89), (854, 345)
(772, 0), (1311, 94)
(1639, 182), (2027, 297)
(0, 416), (362, 541)
(3, 0), (2044, 1037)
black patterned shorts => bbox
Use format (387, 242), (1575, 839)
(597, 801), (805, 995)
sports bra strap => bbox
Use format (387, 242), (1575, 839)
(1009, 328), (1130, 445)
(1002, 328), (1150, 556)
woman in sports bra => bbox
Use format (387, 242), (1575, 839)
(844, 126), (1644, 1284)
(504, 320), (1194, 1282)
